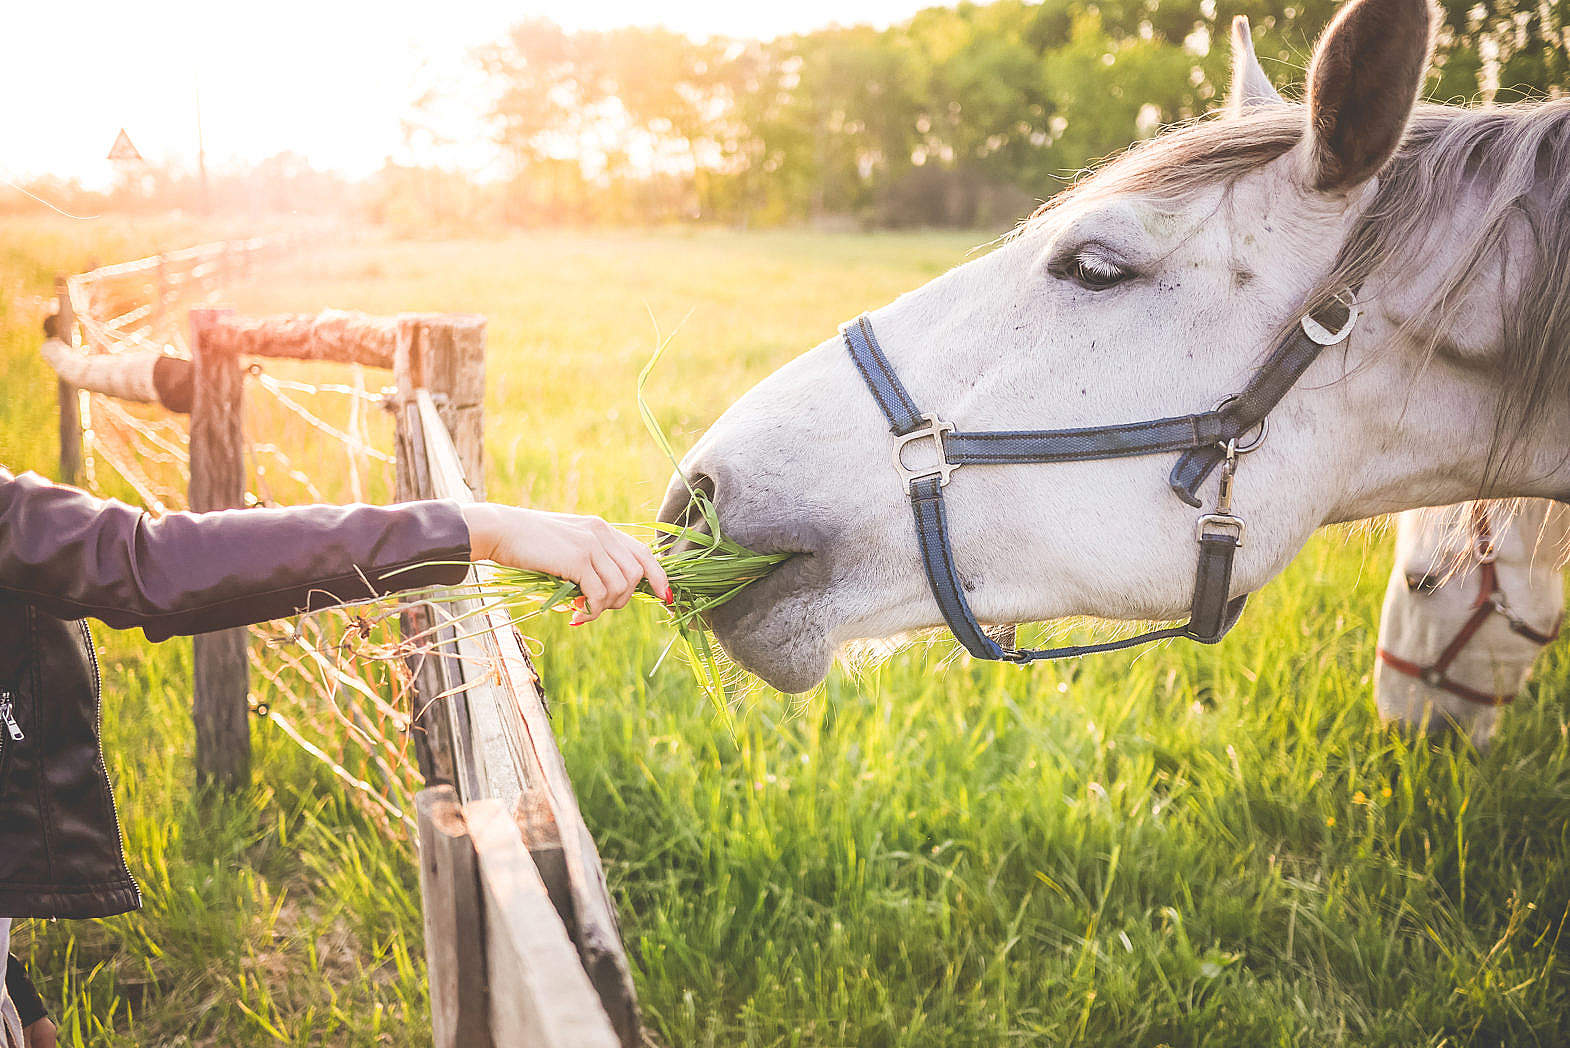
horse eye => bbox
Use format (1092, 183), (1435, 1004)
(1057, 252), (1132, 291)
(1405, 571), (1440, 594)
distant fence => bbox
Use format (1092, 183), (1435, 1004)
(54, 237), (293, 490)
(45, 241), (644, 1045)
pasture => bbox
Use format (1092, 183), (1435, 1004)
(3, 218), (1568, 1046)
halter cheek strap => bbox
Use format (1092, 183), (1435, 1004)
(842, 291), (1358, 664)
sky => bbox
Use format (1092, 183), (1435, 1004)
(0, 0), (938, 188)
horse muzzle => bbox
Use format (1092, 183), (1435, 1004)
(656, 461), (841, 692)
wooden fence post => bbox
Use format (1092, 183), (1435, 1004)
(395, 324), (450, 783)
(188, 307), (250, 788)
(436, 316), (487, 501)
(55, 277), (82, 485)
(417, 787), (494, 1048)
(394, 401), (459, 787)
(393, 314), (488, 785)
(394, 315), (487, 499)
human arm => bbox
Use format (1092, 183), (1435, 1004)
(0, 468), (666, 638)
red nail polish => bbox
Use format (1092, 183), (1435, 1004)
(663, 590), (675, 606)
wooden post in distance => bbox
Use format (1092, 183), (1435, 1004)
(55, 277), (82, 485)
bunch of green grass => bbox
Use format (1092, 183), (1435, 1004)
(475, 313), (789, 713)
(486, 492), (790, 630)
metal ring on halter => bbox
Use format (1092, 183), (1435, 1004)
(1213, 396), (1268, 453)
(1300, 288), (1361, 346)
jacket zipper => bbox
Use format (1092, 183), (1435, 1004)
(0, 691), (23, 743)
(81, 621), (142, 907)
(0, 687), (21, 788)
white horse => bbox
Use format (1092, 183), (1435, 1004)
(662, 0), (1570, 693)
(1376, 501), (1566, 748)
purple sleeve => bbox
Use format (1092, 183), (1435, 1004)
(0, 467), (471, 639)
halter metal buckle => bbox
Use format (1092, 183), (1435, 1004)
(893, 414), (958, 493)
(1196, 513), (1246, 546)
(1195, 441), (1245, 545)
(1299, 289), (1361, 346)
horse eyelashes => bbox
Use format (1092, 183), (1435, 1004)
(1045, 241), (1136, 290)
(1065, 252), (1132, 289)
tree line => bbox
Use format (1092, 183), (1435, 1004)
(462, 0), (1568, 228)
(10, 0), (1561, 230)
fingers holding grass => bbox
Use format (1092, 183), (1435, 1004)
(572, 545), (641, 624)
(480, 490), (788, 629)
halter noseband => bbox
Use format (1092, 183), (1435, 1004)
(842, 290), (1360, 663)
(1376, 505), (1562, 706)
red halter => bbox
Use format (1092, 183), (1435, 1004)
(1377, 505), (1561, 706)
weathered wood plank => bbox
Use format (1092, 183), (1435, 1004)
(415, 390), (643, 1047)
(203, 309), (405, 369)
(466, 800), (621, 1048)
(188, 308), (250, 788)
(395, 399), (448, 784)
(40, 338), (161, 403)
(416, 787), (493, 1048)
(428, 316), (487, 501)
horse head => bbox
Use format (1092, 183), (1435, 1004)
(1376, 501), (1567, 748)
(662, 0), (1570, 692)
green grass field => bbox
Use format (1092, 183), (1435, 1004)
(2, 218), (1568, 1047)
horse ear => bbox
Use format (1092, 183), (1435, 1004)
(1302, 0), (1434, 191)
(1227, 16), (1283, 116)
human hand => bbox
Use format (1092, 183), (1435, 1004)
(460, 504), (671, 624)
(24, 1016), (57, 1048)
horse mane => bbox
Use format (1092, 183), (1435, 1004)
(1403, 497), (1570, 575)
(1036, 98), (1570, 490)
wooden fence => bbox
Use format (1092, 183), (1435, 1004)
(401, 390), (640, 1047)
(45, 243), (644, 1045)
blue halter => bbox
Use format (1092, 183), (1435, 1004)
(841, 292), (1359, 663)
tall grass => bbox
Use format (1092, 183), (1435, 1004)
(3, 220), (1567, 1046)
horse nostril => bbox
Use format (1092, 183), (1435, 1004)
(656, 470), (718, 549)
(1406, 571), (1440, 594)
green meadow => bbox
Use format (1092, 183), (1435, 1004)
(2, 218), (1567, 1046)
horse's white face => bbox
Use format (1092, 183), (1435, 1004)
(663, 0), (1560, 692)
(1375, 502), (1567, 748)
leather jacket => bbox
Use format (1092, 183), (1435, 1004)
(0, 467), (470, 919)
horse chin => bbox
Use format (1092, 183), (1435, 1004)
(701, 553), (836, 693)
(1373, 665), (1504, 752)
